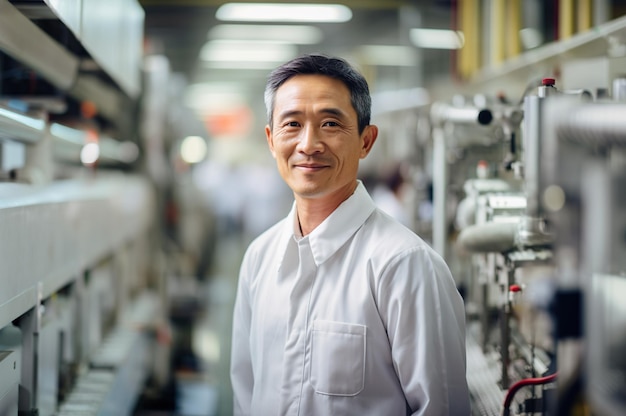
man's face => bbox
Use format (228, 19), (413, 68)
(265, 74), (377, 203)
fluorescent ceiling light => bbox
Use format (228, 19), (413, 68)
(209, 24), (323, 44)
(200, 40), (297, 63)
(410, 28), (465, 50)
(358, 45), (418, 66)
(216, 3), (352, 23)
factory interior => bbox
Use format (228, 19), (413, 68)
(1, 0), (626, 415)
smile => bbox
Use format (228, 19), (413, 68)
(294, 163), (328, 171)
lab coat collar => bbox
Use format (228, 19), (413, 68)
(286, 181), (376, 266)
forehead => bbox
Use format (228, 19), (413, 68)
(274, 74), (352, 107)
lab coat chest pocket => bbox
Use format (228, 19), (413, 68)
(310, 320), (366, 396)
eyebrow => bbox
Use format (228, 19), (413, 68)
(319, 107), (346, 118)
(276, 109), (302, 120)
(277, 107), (348, 120)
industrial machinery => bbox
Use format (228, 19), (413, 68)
(425, 54), (626, 416)
(0, 1), (176, 415)
(450, 81), (560, 416)
(539, 93), (626, 416)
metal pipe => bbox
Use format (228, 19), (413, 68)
(430, 102), (493, 126)
(0, 106), (46, 144)
(457, 222), (518, 253)
(557, 103), (626, 147)
(500, 266), (516, 389)
(523, 95), (542, 217)
(50, 123), (139, 166)
(432, 127), (448, 258)
(431, 101), (493, 259)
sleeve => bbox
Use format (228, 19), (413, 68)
(230, 249), (254, 416)
(377, 246), (471, 415)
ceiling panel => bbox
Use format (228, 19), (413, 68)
(140, 0), (455, 85)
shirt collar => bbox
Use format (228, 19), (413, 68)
(286, 181), (376, 266)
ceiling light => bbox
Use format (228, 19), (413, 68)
(209, 24), (323, 44)
(410, 28), (465, 50)
(216, 3), (352, 23)
(200, 40), (297, 63)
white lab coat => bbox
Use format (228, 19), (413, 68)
(231, 182), (470, 415)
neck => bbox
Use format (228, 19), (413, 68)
(295, 181), (358, 236)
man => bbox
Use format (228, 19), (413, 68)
(230, 54), (470, 415)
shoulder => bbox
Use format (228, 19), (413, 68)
(361, 209), (452, 280)
(361, 209), (427, 254)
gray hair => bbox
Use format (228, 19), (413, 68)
(264, 54), (372, 134)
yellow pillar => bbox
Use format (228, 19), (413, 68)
(506, 0), (522, 59)
(577, 0), (592, 33)
(559, 0), (575, 39)
(458, 0), (481, 79)
(490, 0), (506, 66)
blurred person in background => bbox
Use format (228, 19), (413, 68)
(371, 162), (412, 228)
(230, 54), (470, 415)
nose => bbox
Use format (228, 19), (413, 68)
(297, 125), (323, 155)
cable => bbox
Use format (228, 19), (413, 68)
(502, 372), (558, 416)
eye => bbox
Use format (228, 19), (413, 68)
(322, 121), (339, 127)
(283, 121), (300, 127)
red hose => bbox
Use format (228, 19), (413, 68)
(502, 373), (558, 416)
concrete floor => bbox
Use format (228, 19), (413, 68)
(180, 234), (243, 416)
(134, 231), (244, 416)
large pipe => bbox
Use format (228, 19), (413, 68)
(430, 102), (493, 126)
(0, 106), (46, 144)
(523, 79), (559, 218)
(542, 99), (626, 197)
(556, 103), (626, 147)
(523, 95), (542, 217)
(541, 99), (626, 282)
(431, 101), (493, 258)
(457, 221), (518, 253)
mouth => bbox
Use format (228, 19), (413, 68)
(292, 159), (330, 172)
(294, 163), (328, 173)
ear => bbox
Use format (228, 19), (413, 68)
(359, 124), (378, 159)
(265, 125), (277, 158)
